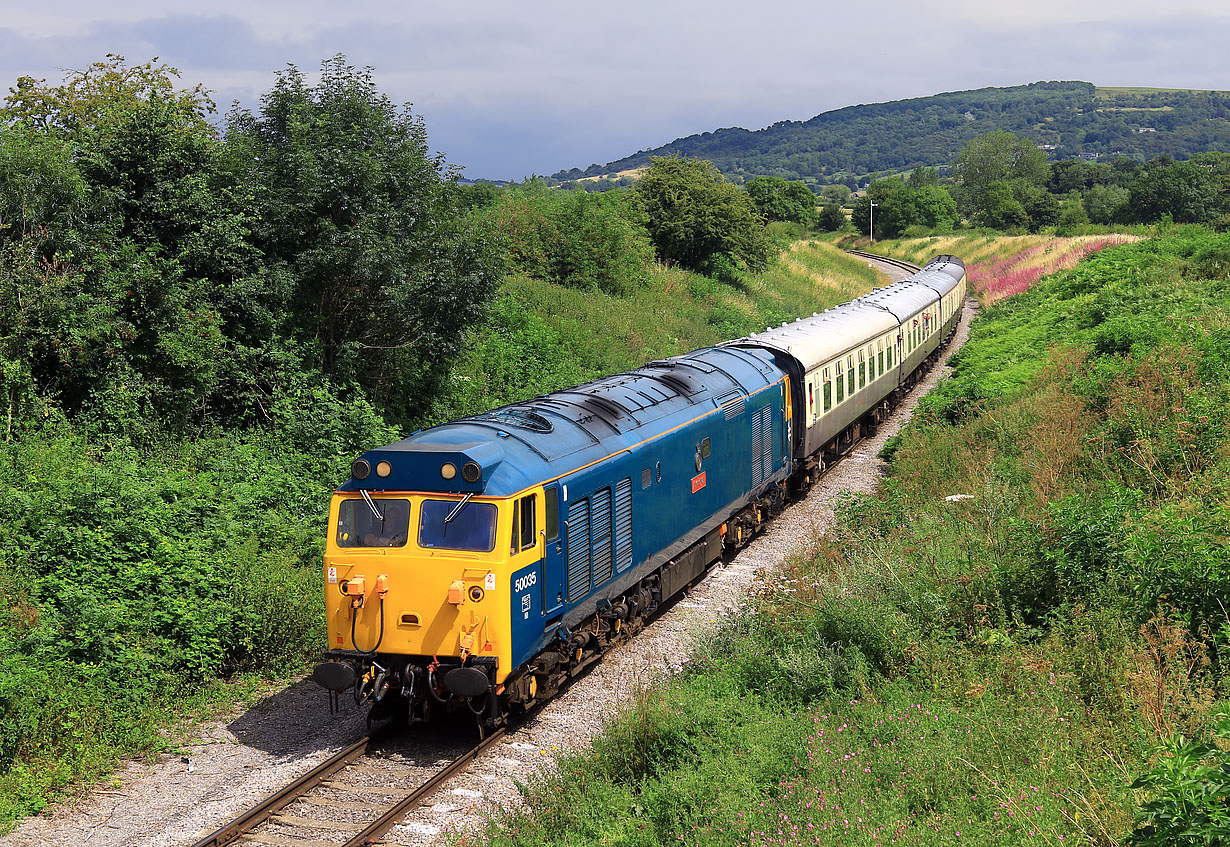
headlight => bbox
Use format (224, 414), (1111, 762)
(441, 462), (457, 480)
(376, 460), (392, 478)
(351, 459), (371, 480)
(462, 461), (481, 483)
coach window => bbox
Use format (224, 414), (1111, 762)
(877, 340), (885, 374)
(858, 350), (866, 388)
(835, 360), (845, 403)
(847, 355), (855, 395)
(808, 381), (814, 416)
(823, 367), (832, 412)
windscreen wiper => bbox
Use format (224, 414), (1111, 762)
(360, 489), (383, 521)
(445, 492), (474, 523)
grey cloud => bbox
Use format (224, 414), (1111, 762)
(2, 5), (1229, 180)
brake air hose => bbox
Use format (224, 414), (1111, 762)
(350, 597), (386, 655)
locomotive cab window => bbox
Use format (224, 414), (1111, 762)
(419, 499), (498, 552)
(510, 493), (537, 554)
(337, 498), (411, 548)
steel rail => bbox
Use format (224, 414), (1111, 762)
(343, 727), (508, 847)
(188, 735), (371, 847)
(844, 249), (922, 275)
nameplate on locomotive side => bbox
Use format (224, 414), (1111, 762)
(691, 472), (706, 493)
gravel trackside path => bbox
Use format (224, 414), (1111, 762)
(2, 262), (975, 847)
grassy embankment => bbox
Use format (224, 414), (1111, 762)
(484, 229), (1230, 846)
(0, 237), (880, 831)
(423, 235), (880, 424)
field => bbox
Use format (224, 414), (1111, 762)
(856, 233), (1139, 304)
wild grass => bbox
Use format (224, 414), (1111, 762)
(422, 239), (884, 424)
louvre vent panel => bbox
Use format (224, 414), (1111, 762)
(757, 410), (767, 481)
(724, 399), (746, 420)
(591, 487), (614, 586)
(751, 409), (765, 486)
(614, 478), (633, 572)
(566, 499), (591, 600)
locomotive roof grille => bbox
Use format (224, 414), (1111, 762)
(473, 407), (554, 433)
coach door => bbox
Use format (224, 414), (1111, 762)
(541, 483), (564, 615)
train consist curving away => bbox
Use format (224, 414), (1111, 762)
(312, 255), (967, 731)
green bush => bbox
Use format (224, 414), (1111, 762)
(1127, 714), (1230, 846)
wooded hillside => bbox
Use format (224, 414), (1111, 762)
(553, 81), (1230, 185)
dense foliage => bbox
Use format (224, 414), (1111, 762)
(634, 156), (775, 275)
(850, 133), (1230, 237)
(490, 181), (653, 294)
(851, 167), (958, 239)
(555, 81), (1230, 185)
(0, 54), (502, 825)
(743, 176), (819, 226)
(0, 56), (502, 437)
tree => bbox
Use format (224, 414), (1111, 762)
(634, 156), (773, 274)
(225, 56), (503, 421)
(1058, 191), (1090, 228)
(0, 57), (244, 433)
(851, 177), (957, 238)
(818, 203), (847, 232)
(743, 176), (818, 226)
(2, 54), (214, 141)
(820, 184), (851, 205)
(955, 131), (1050, 222)
(977, 181), (1029, 230)
(1084, 183), (1130, 224)
(491, 185), (653, 294)
(1128, 159), (1220, 224)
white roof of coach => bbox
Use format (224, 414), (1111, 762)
(725, 301), (899, 372)
(861, 279), (937, 321)
(913, 256), (966, 295)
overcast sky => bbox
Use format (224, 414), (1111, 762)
(2, 1), (1228, 180)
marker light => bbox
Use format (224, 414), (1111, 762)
(461, 462), (481, 483)
(351, 459), (371, 480)
(376, 460), (392, 478)
(441, 462), (457, 480)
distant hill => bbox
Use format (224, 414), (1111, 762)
(553, 82), (1230, 186)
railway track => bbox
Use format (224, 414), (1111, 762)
(845, 248), (921, 276)
(188, 726), (505, 847)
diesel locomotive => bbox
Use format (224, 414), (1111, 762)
(311, 255), (967, 730)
